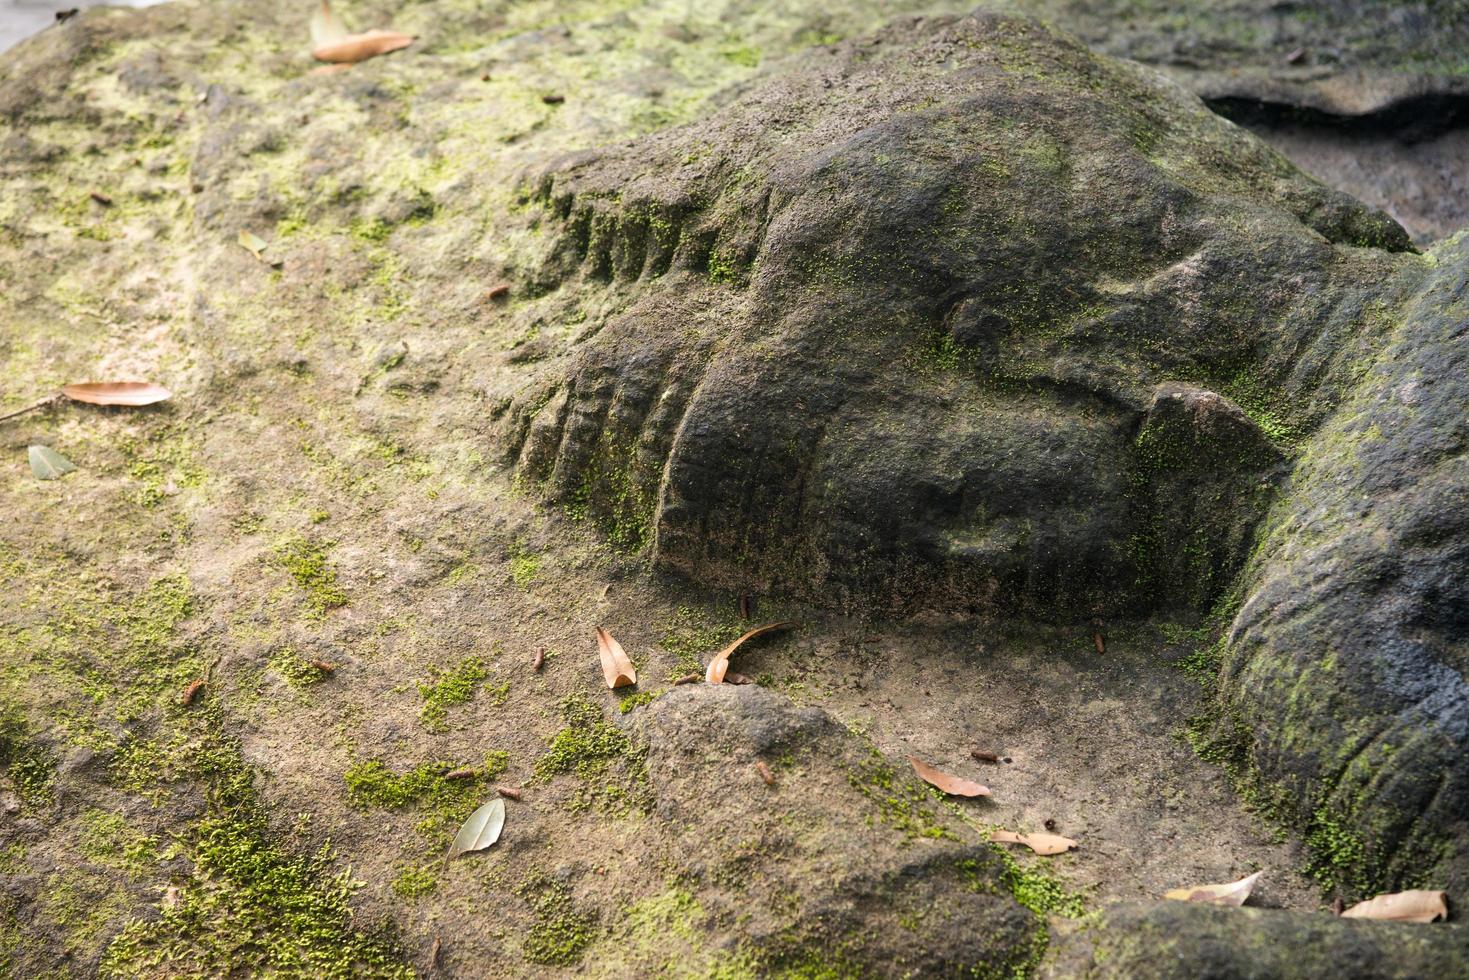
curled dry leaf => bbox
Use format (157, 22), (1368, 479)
(596, 627), (637, 689)
(1164, 870), (1262, 907)
(705, 621), (796, 684)
(28, 445), (76, 480)
(62, 381), (173, 407)
(309, 0), (348, 46)
(989, 829), (1077, 855)
(448, 797), (505, 860)
(312, 30), (415, 64)
(1341, 889), (1448, 923)
(907, 755), (991, 797)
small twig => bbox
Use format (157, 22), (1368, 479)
(755, 760), (775, 786)
(310, 660), (337, 674)
(442, 767), (476, 781)
(532, 646), (545, 672)
(0, 393), (61, 423)
(673, 672), (701, 685)
(496, 785), (522, 801)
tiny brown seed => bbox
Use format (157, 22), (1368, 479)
(442, 768), (476, 781)
(310, 660), (337, 673)
(739, 594), (750, 620)
(429, 935), (442, 967)
(755, 760), (775, 786)
(542, 93), (565, 104)
(485, 283), (510, 301)
(180, 679), (205, 706)
(532, 646), (545, 671)
(497, 786), (522, 801)
(970, 749), (1000, 763)
(89, 191), (113, 206)
(1093, 633), (1105, 655)
(673, 672), (701, 685)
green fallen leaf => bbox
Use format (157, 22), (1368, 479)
(237, 230), (282, 267)
(448, 797), (505, 860)
(29, 445), (76, 480)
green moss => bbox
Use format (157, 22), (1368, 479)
(519, 873), (598, 967)
(417, 656), (491, 731)
(660, 606), (742, 679)
(533, 694), (650, 813)
(273, 534), (348, 619)
(0, 703), (55, 806)
(509, 550), (541, 588)
(390, 864), (438, 899)
(269, 649), (332, 688)
(349, 217), (393, 243)
(617, 690), (657, 714)
(845, 750), (953, 842)
(79, 809), (160, 878)
(1304, 807), (1368, 890)
(343, 753), (506, 810)
(101, 713), (411, 978)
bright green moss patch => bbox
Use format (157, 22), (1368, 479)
(273, 534), (348, 619)
(269, 648), (332, 688)
(390, 864), (438, 899)
(417, 656), (491, 730)
(846, 750), (953, 841)
(101, 717), (412, 978)
(519, 873), (598, 967)
(617, 690), (657, 714)
(509, 549), (541, 588)
(79, 809), (160, 878)
(343, 753), (506, 811)
(0, 702), (56, 806)
(533, 694), (650, 813)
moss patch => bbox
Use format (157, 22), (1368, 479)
(273, 535), (348, 619)
(519, 873), (598, 967)
(533, 694), (650, 813)
(417, 656), (493, 731)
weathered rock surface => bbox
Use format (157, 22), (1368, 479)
(617, 684), (1041, 976)
(501, 11), (1412, 620)
(0, 0), (1465, 976)
(1045, 901), (1469, 979)
(1209, 233), (1469, 901)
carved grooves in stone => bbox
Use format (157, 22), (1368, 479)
(524, 161), (776, 289)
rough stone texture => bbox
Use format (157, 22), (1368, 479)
(0, 0), (1465, 976)
(1016, 0), (1469, 117)
(1211, 233), (1469, 901)
(624, 685), (1041, 976)
(1044, 901), (1469, 979)
(500, 11), (1412, 620)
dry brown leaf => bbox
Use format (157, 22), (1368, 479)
(989, 829), (1077, 855)
(705, 621), (796, 684)
(907, 755), (991, 797)
(62, 381), (172, 407)
(1164, 870), (1262, 906)
(312, 30), (415, 64)
(596, 626), (636, 689)
(309, 0), (348, 46)
(1342, 889), (1448, 923)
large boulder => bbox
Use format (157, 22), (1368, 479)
(1206, 233), (1469, 901)
(498, 11), (1414, 619)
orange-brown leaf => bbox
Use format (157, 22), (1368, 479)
(907, 755), (991, 797)
(705, 621), (795, 684)
(1341, 889), (1448, 923)
(989, 830), (1078, 855)
(596, 626), (636, 689)
(1164, 870), (1262, 906)
(312, 30), (415, 64)
(62, 381), (172, 407)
